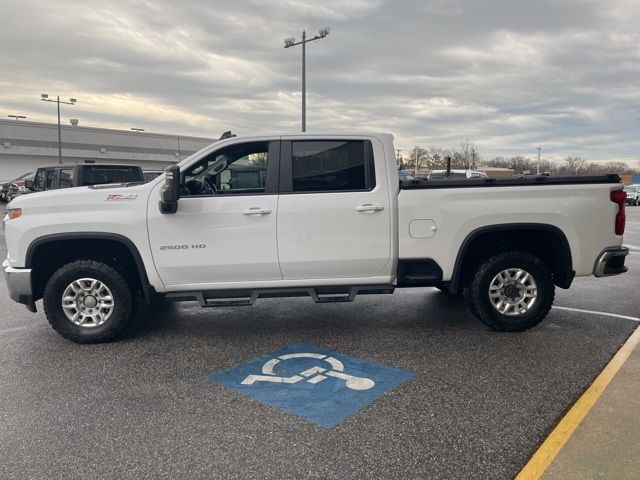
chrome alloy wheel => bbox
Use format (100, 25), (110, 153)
(488, 268), (538, 316)
(61, 278), (115, 327)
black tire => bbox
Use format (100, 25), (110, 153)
(43, 260), (135, 343)
(466, 250), (555, 332)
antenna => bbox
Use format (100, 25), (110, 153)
(219, 131), (237, 140)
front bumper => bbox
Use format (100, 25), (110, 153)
(2, 260), (36, 312)
(593, 247), (629, 277)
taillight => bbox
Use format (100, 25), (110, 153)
(610, 189), (626, 235)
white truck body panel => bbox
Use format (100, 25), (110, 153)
(276, 135), (394, 281)
(399, 183), (622, 278)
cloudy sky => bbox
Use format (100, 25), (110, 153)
(1, 0), (639, 163)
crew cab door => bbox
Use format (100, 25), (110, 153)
(147, 140), (282, 287)
(276, 138), (392, 280)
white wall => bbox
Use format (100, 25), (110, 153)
(0, 119), (214, 181)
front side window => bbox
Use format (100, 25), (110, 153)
(182, 142), (269, 196)
(59, 168), (74, 188)
(290, 140), (374, 192)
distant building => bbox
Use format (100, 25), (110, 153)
(0, 119), (214, 180)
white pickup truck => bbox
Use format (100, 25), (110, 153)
(2, 133), (629, 343)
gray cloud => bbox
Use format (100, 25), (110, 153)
(1, 0), (638, 164)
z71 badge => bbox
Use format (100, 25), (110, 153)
(106, 193), (138, 201)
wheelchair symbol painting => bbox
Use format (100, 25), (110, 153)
(210, 343), (413, 428)
(241, 352), (375, 390)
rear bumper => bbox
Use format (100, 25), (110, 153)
(2, 260), (36, 312)
(593, 247), (629, 277)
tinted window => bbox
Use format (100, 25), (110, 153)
(291, 141), (374, 192)
(34, 169), (47, 190)
(45, 169), (57, 189)
(82, 166), (143, 185)
(59, 168), (74, 188)
(182, 142), (269, 196)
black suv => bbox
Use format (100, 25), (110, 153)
(26, 164), (144, 192)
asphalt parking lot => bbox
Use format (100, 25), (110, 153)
(1, 207), (639, 480)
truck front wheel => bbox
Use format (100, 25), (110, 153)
(466, 251), (555, 331)
(43, 260), (135, 343)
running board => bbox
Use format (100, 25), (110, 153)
(164, 285), (395, 307)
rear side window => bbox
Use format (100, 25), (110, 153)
(82, 166), (143, 185)
(290, 140), (375, 192)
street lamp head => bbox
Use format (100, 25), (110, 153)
(41, 93), (48, 100)
(319, 27), (331, 37)
(69, 98), (77, 104)
(284, 37), (295, 48)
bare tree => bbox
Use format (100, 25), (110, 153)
(563, 156), (586, 175)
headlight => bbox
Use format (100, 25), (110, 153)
(6, 208), (22, 220)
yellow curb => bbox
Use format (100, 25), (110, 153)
(516, 325), (640, 479)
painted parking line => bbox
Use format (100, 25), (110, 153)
(516, 325), (640, 479)
(552, 305), (640, 322)
(210, 343), (413, 428)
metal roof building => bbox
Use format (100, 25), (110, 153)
(0, 119), (214, 180)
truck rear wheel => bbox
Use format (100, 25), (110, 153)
(466, 251), (554, 331)
(43, 260), (135, 343)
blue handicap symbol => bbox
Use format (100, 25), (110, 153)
(210, 343), (413, 428)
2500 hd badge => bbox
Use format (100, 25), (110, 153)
(160, 244), (207, 250)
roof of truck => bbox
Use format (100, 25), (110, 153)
(36, 163), (142, 169)
(215, 132), (394, 140)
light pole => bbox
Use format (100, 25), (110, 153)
(130, 128), (146, 133)
(41, 94), (76, 164)
(8, 115), (26, 121)
(284, 27), (331, 132)
(536, 146), (542, 175)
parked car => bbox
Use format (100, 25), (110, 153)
(2, 133), (628, 343)
(398, 171), (417, 181)
(143, 170), (165, 182)
(624, 185), (640, 206)
(25, 164), (144, 192)
(428, 169), (489, 179)
(1, 172), (34, 203)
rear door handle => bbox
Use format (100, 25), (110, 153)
(356, 204), (384, 212)
(242, 207), (271, 215)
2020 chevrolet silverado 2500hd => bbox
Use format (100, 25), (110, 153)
(2, 133), (629, 343)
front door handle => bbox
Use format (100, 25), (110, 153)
(356, 204), (384, 212)
(242, 207), (271, 215)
